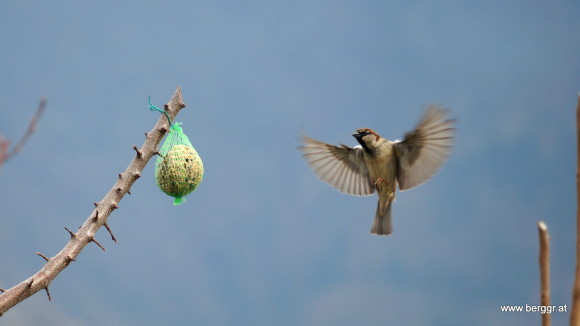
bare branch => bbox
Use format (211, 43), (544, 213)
(0, 87), (185, 316)
(538, 221), (551, 326)
(572, 94), (580, 326)
(1, 99), (47, 166)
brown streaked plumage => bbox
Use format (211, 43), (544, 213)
(299, 107), (456, 236)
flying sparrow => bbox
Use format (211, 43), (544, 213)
(299, 107), (455, 236)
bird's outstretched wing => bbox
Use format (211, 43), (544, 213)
(394, 107), (456, 191)
(300, 135), (375, 196)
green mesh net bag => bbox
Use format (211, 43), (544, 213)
(155, 122), (204, 205)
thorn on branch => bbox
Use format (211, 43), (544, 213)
(93, 210), (100, 222)
(65, 256), (76, 264)
(0, 288), (5, 293)
(144, 132), (148, 137)
(133, 145), (143, 157)
(93, 202), (99, 208)
(118, 173), (123, 179)
(36, 252), (49, 262)
(158, 127), (168, 134)
(90, 237), (106, 251)
(133, 172), (141, 180)
(27, 279), (34, 287)
(111, 202), (119, 210)
(44, 287), (52, 301)
(127, 190), (131, 195)
(164, 104), (169, 111)
(64, 227), (76, 238)
(104, 222), (117, 243)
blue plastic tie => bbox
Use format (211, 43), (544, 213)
(148, 96), (174, 129)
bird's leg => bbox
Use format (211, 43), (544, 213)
(373, 177), (384, 186)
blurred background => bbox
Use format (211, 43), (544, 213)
(1, 1), (579, 325)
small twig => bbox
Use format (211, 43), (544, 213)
(36, 252), (49, 262)
(538, 221), (551, 326)
(44, 288), (51, 301)
(103, 222), (117, 243)
(1, 99), (47, 164)
(0, 136), (8, 166)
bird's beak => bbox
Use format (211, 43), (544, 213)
(352, 132), (361, 139)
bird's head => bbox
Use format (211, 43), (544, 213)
(353, 128), (381, 151)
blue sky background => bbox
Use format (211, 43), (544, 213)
(1, 1), (579, 325)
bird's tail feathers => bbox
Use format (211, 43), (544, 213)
(371, 198), (393, 236)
